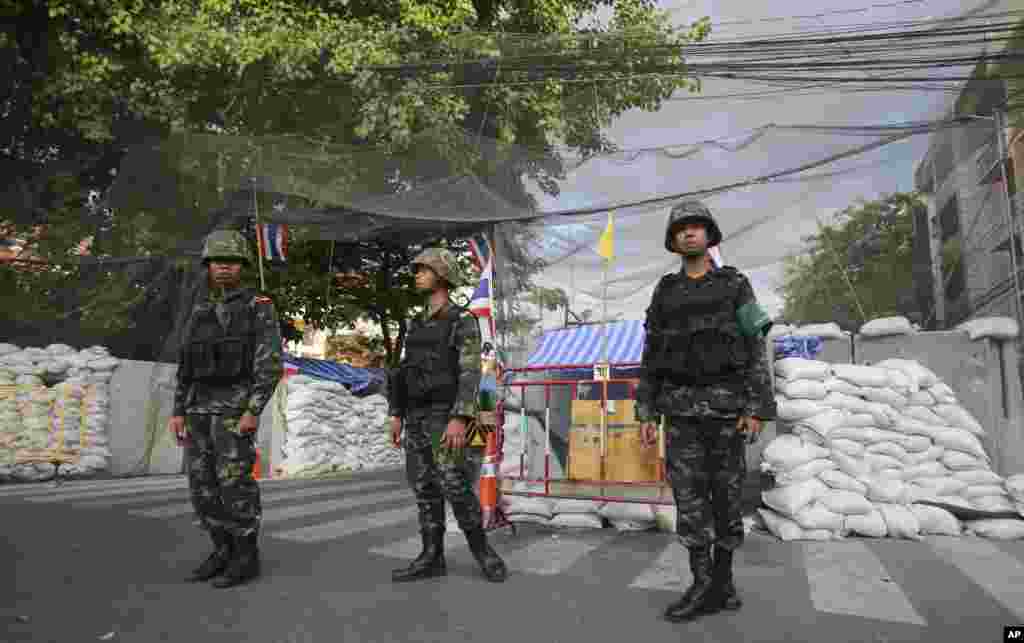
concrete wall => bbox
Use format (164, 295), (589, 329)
(107, 360), (183, 476)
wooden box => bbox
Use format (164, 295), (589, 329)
(568, 399), (658, 482)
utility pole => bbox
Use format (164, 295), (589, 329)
(994, 108), (1024, 330)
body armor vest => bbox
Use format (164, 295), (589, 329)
(182, 289), (259, 383)
(399, 305), (464, 405)
(646, 270), (750, 385)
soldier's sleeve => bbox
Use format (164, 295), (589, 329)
(450, 311), (482, 422)
(735, 275), (777, 420)
(172, 334), (190, 417)
(386, 367), (406, 419)
(634, 279), (666, 424)
(246, 296), (285, 417)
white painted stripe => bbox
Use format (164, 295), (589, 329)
(78, 478), (403, 510)
(262, 488), (412, 523)
(133, 480), (408, 520)
(629, 543), (687, 591)
(928, 536), (1024, 622)
(501, 531), (616, 576)
(803, 542), (926, 626)
(0, 476), (187, 497)
(27, 480), (190, 503)
(270, 505), (416, 543)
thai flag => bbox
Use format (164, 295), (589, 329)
(708, 245), (723, 269)
(257, 223), (288, 262)
(469, 258), (492, 318)
(467, 233), (492, 273)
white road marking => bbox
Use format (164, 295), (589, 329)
(928, 535), (1024, 622)
(269, 505), (416, 543)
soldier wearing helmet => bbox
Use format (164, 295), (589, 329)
(636, 200), (775, 623)
(387, 247), (508, 584)
(168, 229), (283, 589)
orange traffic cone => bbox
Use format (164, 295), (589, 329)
(479, 429), (499, 529)
(252, 447), (262, 480)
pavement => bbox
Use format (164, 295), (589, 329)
(2, 470), (1023, 643)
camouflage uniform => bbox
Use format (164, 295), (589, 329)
(635, 201), (775, 621)
(173, 230), (284, 587)
(388, 247), (507, 583)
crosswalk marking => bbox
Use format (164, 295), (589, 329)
(803, 541), (927, 626)
(27, 480), (190, 503)
(500, 530), (617, 576)
(629, 543), (685, 591)
(928, 536), (1024, 622)
(133, 480), (407, 519)
(0, 475), (188, 498)
(261, 488), (412, 524)
(270, 505), (415, 543)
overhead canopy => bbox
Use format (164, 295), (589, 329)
(284, 355), (386, 396)
(526, 320), (644, 369)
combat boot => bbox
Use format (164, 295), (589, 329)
(663, 545), (716, 622)
(392, 528), (447, 582)
(186, 529), (232, 582)
(212, 532), (261, 588)
(709, 546), (742, 610)
(465, 529), (507, 583)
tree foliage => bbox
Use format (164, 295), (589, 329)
(778, 192), (926, 332)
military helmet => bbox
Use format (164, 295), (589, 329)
(201, 229), (252, 265)
(410, 247), (463, 288)
(664, 199), (722, 252)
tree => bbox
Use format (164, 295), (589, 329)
(778, 192), (926, 332)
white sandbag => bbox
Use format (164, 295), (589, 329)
(860, 316), (915, 337)
(833, 451), (871, 479)
(1006, 474), (1024, 500)
(774, 458), (837, 485)
(844, 509), (888, 538)
(873, 359), (939, 389)
(932, 428), (988, 460)
(831, 364), (892, 388)
(910, 504), (961, 536)
(758, 508), (807, 541)
(964, 519), (1024, 540)
(865, 453), (904, 472)
(903, 461), (947, 480)
(972, 495), (1016, 513)
(762, 434), (831, 471)
(861, 387), (908, 409)
(928, 382), (958, 404)
(504, 497), (554, 518)
(954, 470), (1003, 486)
(866, 441), (910, 462)
(896, 418), (942, 440)
(794, 502), (845, 530)
(842, 413), (878, 428)
(962, 485), (1008, 500)
(957, 316), (1020, 341)
(823, 392), (869, 414)
(551, 499), (605, 515)
(912, 477), (968, 496)
(793, 426), (828, 446)
(793, 322), (846, 339)
(778, 379), (829, 400)
(508, 514), (554, 525)
(819, 489), (874, 515)
(762, 478), (827, 516)
(828, 426), (879, 443)
(768, 324), (796, 338)
(904, 445), (945, 466)
(900, 435), (933, 453)
(865, 477), (910, 504)
(598, 502), (655, 523)
(884, 368), (915, 394)
(611, 520), (656, 532)
(876, 503), (923, 540)
(903, 406), (944, 426)
(943, 451), (988, 471)
(818, 469), (868, 495)
(549, 513), (604, 529)
(0, 343), (19, 356)
(908, 390), (936, 407)
(774, 358), (832, 381)
(829, 438), (866, 457)
(933, 405), (985, 436)
(796, 408), (847, 440)
(824, 378), (865, 397)
(777, 398), (826, 422)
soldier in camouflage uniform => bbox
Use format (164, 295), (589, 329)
(168, 229), (284, 588)
(636, 200), (776, 623)
(387, 247), (508, 583)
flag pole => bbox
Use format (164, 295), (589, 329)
(251, 178), (266, 292)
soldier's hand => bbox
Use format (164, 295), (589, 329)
(737, 415), (762, 444)
(640, 422), (658, 448)
(441, 418), (468, 450)
(168, 416), (186, 446)
(238, 412), (259, 435)
(390, 416), (403, 449)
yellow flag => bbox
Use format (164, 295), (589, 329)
(597, 212), (614, 260)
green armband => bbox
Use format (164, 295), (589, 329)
(737, 302), (773, 338)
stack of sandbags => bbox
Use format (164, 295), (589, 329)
(278, 374), (401, 477)
(501, 489), (607, 529)
(1005, 474), (1024, 517)
(498, 412), (529, 479)
(858, 316), (918, 337)
(759, 356), (1024, 540)
(599, 502), (658, 531)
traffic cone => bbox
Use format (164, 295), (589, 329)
(252, 447), (262, 480)
(479, 429), (499, 529)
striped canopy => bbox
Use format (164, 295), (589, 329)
(526, 320), (645, 368)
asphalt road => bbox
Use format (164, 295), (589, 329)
(2, 470), (1022, 643)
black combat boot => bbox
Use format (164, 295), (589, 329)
(186, 529), (232, 582)
(465, 529), (507, 583)
(212, 532), (261, 588)
(663, 545), (716, 622)
(392, 528), (447, 582)
(709, 546), (742, 610)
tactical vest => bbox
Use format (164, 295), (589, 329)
(399, 305), (464, 405)
(182, 289), (260, 383)
(646, 269), (751, 385)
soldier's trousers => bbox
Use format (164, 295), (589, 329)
(664, 416), (746, 550)
(403, 404), (483, 534)
(184, 414), (262, 538)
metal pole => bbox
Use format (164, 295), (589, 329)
(995, 109), (1024, 328)
(251, 179), (267, 292)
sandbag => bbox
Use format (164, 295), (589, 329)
(933, 428), (988, 459)
(903, 406), (944, 426)
(904, 445), (945, 466)
(819, 489), (874, 515)
(866, 441), (910, 462)
(933, 405), (984, 435)
(818, 469), (868, 495)
(762, 478), (827, 516)
(611, 519), (656, 532)
(774, 358), (832, 381)
(778, 379), (829, 400)
(1006, 474), (1024, 499)
(907, 390), (936, 407)
(504, 497), (554, 518)
(956, 316), (1020, 341)
(794, 502), (845, 531)
(962, 484), (1007, 500)
(833, 451), (871, 479)
(793, 323), (846, 339)
(972, 495), (1016, 513)
(861, 387), (907, 409)
(828, 426), (879, 443)
(865, 477), (910, 505)
(824, 378), (865, 397)
(549, 513), (604, 529)
(860, 316), (915, 337)
(928, 382), (958, 405)
(910, 504), (961, 536)
(762, 434), (831, 471)
(832, 364), (892, 388)
(551, 499), (605, 515)
(796, 408), (847, 439)
(903, 461), (947, 480)
(964, 518), (1024, 540)
(774, 458), (837, 485)
(823, 392), (871, 414)
(954, 470), (1003, 486)
(508, 514), (555, 525)
(758, 507), (806, 541)
(912, 477), (968, 496)
(793, 426), (828, 446)
(843, 509), (888, 538)
(876, 503), (923, 540)
(842, 413), (878, 428)
(885, 368), (915, 393)
(901, 435), (933, 453)
(943, 451), (987, 471)
(865, 453), (904, 472)
(777, 398), (826, 422)
(829, 438), (866, 457)
(873, 359), (939, 388)
(598, 502), (655, 523)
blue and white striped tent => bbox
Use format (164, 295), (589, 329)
(525, 320), (645, 369)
